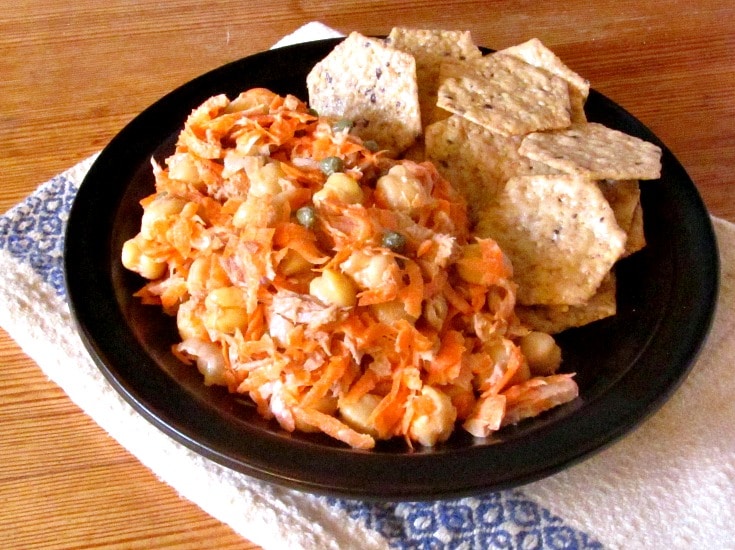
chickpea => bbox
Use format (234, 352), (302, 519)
(176, 299), (208, 340)
(309, 268), (357, 307)
(232, 194), (283, 228)
(140, 195), (187, 239)
(374, 165), (430, 215)
(137, 254), (167, 280)
(247, 161), (284, 197)
(203, 286), (249, 334)
(369, 300), (416, 325)
(232, 200), (253, 228)
(187, 255), (230, 294)
(407, 386), (457, 447)
(121, 238), (166, 280)
(177, 338), (227, 387)
(232, 199), (254, 228)
(340, 249), (396, 290)
(166, 153), (200, 183)
(207, 306), (248, 334)
(339, 393), (382, 437)
(195, 343), (227, 387)
(205, 286), (246, 309)
(121, 238), (142, 271)
(312, 173), (364, 205)
(278, 249), (312, 277)
(520, 331), (562, 375)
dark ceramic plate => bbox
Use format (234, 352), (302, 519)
(64, 38), (718, 500)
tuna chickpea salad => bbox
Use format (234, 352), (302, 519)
(121, 87), (575, 450)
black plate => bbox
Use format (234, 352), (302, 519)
(64, 38), (719, 500)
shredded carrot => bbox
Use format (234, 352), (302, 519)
(398, 259), (425, 319)
(341, 368), (379, 404)
(300, 353), (349, 409)
(442, 280), (474, 315)
(369, 369), (413, 439)
(273, 222), (329, 264)
(426, 330), (465, 386)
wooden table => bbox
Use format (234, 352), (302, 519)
(1, 2), (733, 548)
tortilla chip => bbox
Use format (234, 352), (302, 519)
(436, 53), (572, 136)
(568, 92), (588, 124)
(386, 28), (482, 125)
(624, 201), (646, 257)
(425, 114), (558, 220)
(598, 180), (646, 255)
(402, 136), (426, 162)
(499, 38), (589, 123)
(386, 27), (481, 61)
(516, 272), (617, 333)
(430, 59), (473, 123)
(598, 179), (640, 229)
(518, 123), (662, 180)
(474, 174), (626, 306)
(306, 32), (421, 155)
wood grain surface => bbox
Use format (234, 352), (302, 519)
(1, 1), (733, 548)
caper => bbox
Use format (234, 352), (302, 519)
(332, 118), (354, 132)
(307, 108), (319, 117)
(363, 139), (379, 152)
(381, 231), (407, 253)
(296, 205), (317, 229)
(319, 156), (344, 176)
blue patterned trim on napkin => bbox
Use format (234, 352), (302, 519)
(330, 492), (603, 549)
(0, 169), (604, 550)
(0, 172), (77, 296)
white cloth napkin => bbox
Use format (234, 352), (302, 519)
(1, 23), (733, 550)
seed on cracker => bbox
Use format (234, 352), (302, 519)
(436, 53), (572, 136)
(518, 122), (663, 180)
(386, 27), (482, 125)
(516, 272), (617, 334)
(499, 38), (589, 122)
(425, 114), (559, 220)
(306, 32), (421, 155)
(474, 174), (626, 306)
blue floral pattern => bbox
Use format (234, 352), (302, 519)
(0, 173), (78, 296)
(329, 492), (603, 549)
(0, 167), (604, 549)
